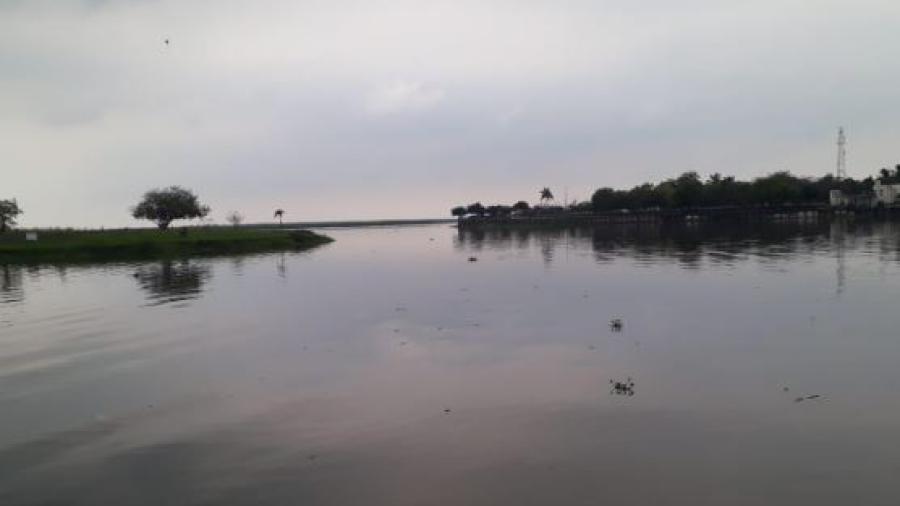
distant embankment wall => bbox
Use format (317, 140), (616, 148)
(457, 204), (849, 228)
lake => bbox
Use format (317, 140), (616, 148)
(2, 221), (900, 505)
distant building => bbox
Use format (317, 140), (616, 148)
(829, 189), (846, 207)
(829, 189), (875, 208)
(873, 180), (900, 206)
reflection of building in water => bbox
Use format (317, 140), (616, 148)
(830, 220), (847, 296)
(133, 260), (212, 306)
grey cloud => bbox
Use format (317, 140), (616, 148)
(4, 0), (900, 226)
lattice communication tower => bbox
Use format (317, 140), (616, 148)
(836, 127), (847, 180)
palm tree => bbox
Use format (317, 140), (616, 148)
(539, 187), (554, 206)
(274, 208), (285, 226)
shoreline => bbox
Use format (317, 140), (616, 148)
(248, 218), (454, 229)
(455, 204), (900, 228)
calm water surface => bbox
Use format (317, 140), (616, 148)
(3, 221), (900, 505)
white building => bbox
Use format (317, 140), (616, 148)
(829, 189), (875, 208)
(829, 189), (847, 207)
(874, 180), (900, 206)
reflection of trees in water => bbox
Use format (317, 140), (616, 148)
(829, 220), (900, 295)
(133, 260), (212, 306)
(454, 220), (883, 269)
(455, 227), (570, 266)
(536, 228), (569, 267)
(230, 256), (246, 277)
(453, 228), (487, 251)
(854, 220), (900, 263)
(275, 253), (287, 279)
(0, 264), (24, 304)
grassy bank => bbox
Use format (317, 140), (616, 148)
(247, 218), (455, 229)
(0, 228), (334, 264)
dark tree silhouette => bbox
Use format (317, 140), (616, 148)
(466, 202), (486, 216)
(274, 208), (285, 226)
(486, 205), (511, 217)
(0, 199), (22, 233)
(539, 188), (554, 205)
(512, 201), (530, 211)
(589, 171), (878, 212)
(132, 187), (209, 230)
(451, 206), (467, 219)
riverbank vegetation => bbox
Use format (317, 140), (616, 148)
(0, 228), (333, 264)
(0, 185), (336, 264)
(452, 169), (892, 218)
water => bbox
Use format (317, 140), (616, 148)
(3, 221), (900, 505)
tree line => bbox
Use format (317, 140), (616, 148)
(589, 171), (873, 211)
(452, 168), (899, 218)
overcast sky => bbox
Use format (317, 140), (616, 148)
(4, 0), (900, 227)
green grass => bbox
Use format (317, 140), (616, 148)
(0, 227), (334, 264)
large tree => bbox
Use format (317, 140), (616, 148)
(0, 199), (22, 233)
(132, 186), (210, 230)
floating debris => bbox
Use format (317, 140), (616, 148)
(783, 386), (790, 392)
(609, 318), (623, 332)
(468, 257), (478, 262)
(443, 408), (452, 413)
(609, 377), (635, 396)
(789, 389), (822, 402)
